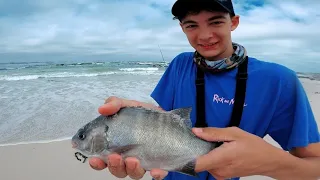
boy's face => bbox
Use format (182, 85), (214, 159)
(180, 10), (240, 60)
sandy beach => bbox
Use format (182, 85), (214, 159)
(0, 78), (319, 180)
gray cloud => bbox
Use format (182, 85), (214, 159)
(0, 0), (319, 72)
(231, 0), (320, 72)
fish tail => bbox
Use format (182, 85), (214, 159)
(175, 159), (199, 177)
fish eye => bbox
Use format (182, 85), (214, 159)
(78, 131), (86, 140)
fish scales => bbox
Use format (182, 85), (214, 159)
(71, 106), (219, 177)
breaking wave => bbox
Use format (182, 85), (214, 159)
(0, 70), (163, 81)
(119, 67), (159, 71)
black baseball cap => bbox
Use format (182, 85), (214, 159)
(172, 0), (235, 20)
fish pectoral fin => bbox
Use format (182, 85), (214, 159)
(175, 159), (198, 177)
(108, 144), (140, 154)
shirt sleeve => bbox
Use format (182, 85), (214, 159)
(150, 56), (180, 111)
(267, 72), (320, 151)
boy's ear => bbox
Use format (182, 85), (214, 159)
(231, 15), (240, 31)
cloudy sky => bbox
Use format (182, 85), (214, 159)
(0, 0), (319, 72)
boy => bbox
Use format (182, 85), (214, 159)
(89, 0), (320, 179)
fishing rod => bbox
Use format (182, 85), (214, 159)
(158, 44), (165, 62)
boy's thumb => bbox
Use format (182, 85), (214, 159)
(192, 127), (239, 142)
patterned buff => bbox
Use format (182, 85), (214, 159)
(193, 42), (247, 73)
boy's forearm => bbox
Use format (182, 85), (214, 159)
(299, 157), (320, 179)
(264, 152), (320, 180)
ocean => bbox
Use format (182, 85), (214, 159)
(0, 61), (168, 146)
(0, 60), (319, 146)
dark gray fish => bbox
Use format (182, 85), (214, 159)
(71, 107), (219, 177)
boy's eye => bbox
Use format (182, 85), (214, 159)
(186, 25), (197, 28)
(211, 21), (223, 25)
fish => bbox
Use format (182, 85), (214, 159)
(71, 106), (220, 177)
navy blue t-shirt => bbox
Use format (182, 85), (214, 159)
(150, 52), (320, 180)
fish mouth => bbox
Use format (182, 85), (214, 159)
(72, 141), (78, 148)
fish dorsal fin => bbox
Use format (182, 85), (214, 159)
(170, 107), (192, 128)
(171, 107), (192, 119)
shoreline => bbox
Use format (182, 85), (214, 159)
(0, 137), (72, 147)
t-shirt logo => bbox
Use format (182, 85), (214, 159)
(213, 94), (247, 107)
